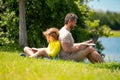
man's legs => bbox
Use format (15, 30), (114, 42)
(64, 46), (104, 63)
(85, 46), (104, 63)
(87, 49), (104, 63)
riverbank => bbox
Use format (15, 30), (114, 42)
(111, 30), (120, 37)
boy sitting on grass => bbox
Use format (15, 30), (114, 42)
(23, 28), (60, 59)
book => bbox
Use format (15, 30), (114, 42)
(32, 48), (39, 50)
(87, 43), (96, 46)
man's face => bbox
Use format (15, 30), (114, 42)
(69, 20), (77, 30)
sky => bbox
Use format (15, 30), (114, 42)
(87, 0), (120, 12)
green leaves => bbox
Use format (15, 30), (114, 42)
(86, 20), (112, 37)
(91, 11), (120, 30)
(0, 2), (19, 46)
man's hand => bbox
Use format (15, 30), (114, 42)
(74, 43), (88, 50)
(85, 39), (94, 44)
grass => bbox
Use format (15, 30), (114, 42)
(111, 30), (120, 37)
(0, 50), (120, 80)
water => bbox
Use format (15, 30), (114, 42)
(98, 37), (120, 62)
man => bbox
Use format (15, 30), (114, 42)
(59, 13), (104, 63)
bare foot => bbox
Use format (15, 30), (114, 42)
(29, 54), (37, 58)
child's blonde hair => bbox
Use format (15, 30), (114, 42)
(43, 28), (59, 40)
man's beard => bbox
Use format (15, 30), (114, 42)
(70, 25), (75, 30)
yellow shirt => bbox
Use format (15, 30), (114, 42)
(47, 40), (60, 58)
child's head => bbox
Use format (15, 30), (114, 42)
(43, 28), (59, 42)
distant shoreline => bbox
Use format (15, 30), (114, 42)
(110, 30), (120, 37)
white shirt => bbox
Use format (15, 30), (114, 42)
(59, 27), (75, 58)
(59, 27), (74, 44)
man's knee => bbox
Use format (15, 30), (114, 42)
(87, 46), (95, 52)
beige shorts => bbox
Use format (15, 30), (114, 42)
(60, 49), (88, 62)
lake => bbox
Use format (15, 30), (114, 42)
(98, 37), (120, 62)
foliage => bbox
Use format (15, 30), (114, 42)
(0, 0), (19, 46)
(90, 11), (120, 30)
(0, 51), (120, 80)
(111, 30), (120, 37)
(86, 20), (112, 37)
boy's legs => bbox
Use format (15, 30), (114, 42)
(24, 47), (37, 56)
(29, 48), (50, 58)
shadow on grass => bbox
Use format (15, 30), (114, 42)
(90, 62), (120, 70)
(0, 44), (23, 52)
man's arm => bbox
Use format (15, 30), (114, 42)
(81, 39), (93, 44)
(60, 42), (81, 53)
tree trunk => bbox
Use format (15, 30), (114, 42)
(19, 0), (27, 47)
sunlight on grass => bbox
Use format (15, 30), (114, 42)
(0, 51), (120, 80)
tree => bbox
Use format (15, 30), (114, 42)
(19, 0), (27, 46)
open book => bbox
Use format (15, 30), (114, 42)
(87, 43), (96, 46)
(32, 48), (39, 50)
(78, 43), (96, 46)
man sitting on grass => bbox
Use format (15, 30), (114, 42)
(59, 13), (104, 63)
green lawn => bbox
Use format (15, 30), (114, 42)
(0, 51), (120, 80)
(111, 30), (120, 37)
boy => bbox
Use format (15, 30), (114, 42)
(23, 28), (60, 59)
